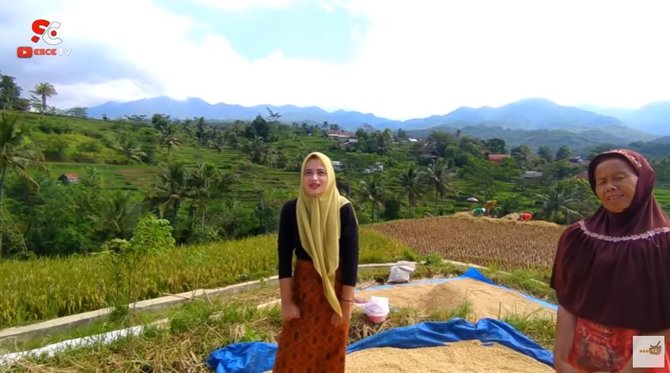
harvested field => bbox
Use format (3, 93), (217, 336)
(369, 214), (565, 268)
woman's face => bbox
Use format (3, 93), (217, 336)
(594, 158), (639, 213)
(303, 157), (328, 197)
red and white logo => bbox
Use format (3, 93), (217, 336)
(17, 19), (70, 59)
(31, 19), (62, 45)
(17, 46), (33, 58)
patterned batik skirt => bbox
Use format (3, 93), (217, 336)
(568, 318), (670, 372)
(273, 259), (348, 373)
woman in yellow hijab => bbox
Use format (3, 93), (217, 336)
(273, 152), (359, 373)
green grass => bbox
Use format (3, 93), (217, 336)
(0, 228), (412, 328)
(503, 314), (556, 350)
(654, 187), (670, 214)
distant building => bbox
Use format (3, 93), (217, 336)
(58, 173), (80, 184)
(568, 156), (583, 164)
(364, 162), (384, 174)
(487, 154), (510, 165)
(326, 130), (355, 142)
(332, 161), (344, 171)
(339, 138), (359, 149)
(522, 170), (543, 179)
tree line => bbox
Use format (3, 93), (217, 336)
(1, 75), (669, 259)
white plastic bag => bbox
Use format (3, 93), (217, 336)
(387, 261), (416, 283)
(364, 296), (389, 324)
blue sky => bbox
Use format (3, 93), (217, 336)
(2, 0), (670, 120)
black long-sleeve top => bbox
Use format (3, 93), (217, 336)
(277, 199), (359, 286)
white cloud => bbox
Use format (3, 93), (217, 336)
(55, 79), (160, 109)
(6, 0), (670, 119)
(193, 0), (296, 11)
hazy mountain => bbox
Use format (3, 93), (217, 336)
(88, 96), (665, 139)
(400, 98), (625, 131)
(88, 97), (398, 130)
(586, 102), (670, 136)
(407, 124), (654, 152)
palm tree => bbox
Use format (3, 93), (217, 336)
(399, 164), (423, 217)
(426, 158), (452, 200)
(152, 162), (189, 222)
(160, 124), (180, 159)
(0, 113), (42, 257)
(31, 82), (57, 114)
(99, 190), (137, 239)
(244, 136), (268, 164)
(357, 173), (386, 223)
(114, 135), (147, 163)
(188, 162), (220, 229)
(535, 185), (581, 223)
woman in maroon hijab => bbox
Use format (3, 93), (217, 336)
(551, 149), (670, 372)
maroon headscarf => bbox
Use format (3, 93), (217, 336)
(551, 149), (670, 331)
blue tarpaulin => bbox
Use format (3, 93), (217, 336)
(206, 268), (555, 372)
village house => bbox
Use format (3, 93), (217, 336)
(487, 154), (510, 165)
(58, 173), (80, 184)
(326, 130), (355, 142)
(332, 161), (344, 171)
(521, 170), (543, 179)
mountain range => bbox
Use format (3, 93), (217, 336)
(88, 97), (670, 149)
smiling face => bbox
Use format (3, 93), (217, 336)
(594, 158), (639, 213)
(302, 157), (328, 197)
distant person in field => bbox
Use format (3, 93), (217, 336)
(551, 149), (670, 373)
(519, 212), (532, 222)
(273, 152), (359, 373)
(472, 207), (485, 217)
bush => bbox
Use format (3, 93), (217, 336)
(130, 215), (175, 254)
(77, 140), (102, 153)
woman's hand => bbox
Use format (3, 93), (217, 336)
(331, 300), (353, 326)
(281, 300), (301, 321)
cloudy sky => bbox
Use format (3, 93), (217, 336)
(2, 0), (670, 120)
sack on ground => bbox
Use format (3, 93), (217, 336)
(388, 261), (416, 283)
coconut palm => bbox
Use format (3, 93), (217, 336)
(152, 162), (189, 222)
(99, 190), (137, 239)
(426, 158), (452, 200)
(399, 164), (423, 217)
(244, 136), (268, 164)
(114, 134), (147, 163)
(31, 82), (57, 114)
(160, 124), (180, 159)
(535, 185), (581, 223)
(188, 162), (221, 229)
(357, 173), (386, 222)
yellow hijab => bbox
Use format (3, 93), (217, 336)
(297, 152), (351, 316)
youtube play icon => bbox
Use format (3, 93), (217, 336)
(17, 46), (33, 58)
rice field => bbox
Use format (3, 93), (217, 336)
(0, 229), (409, 328)
(369, 213), (565, 269)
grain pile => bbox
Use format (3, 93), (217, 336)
(345, 340), (553, 372)
(357, 278), (556, 320)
